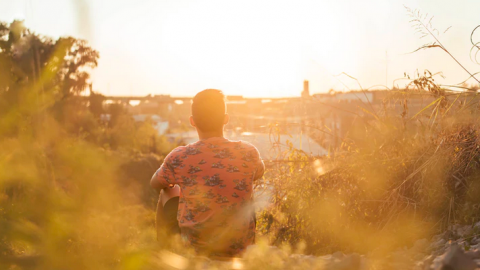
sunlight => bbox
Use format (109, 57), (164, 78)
(158, 0), (353, 97)
(12, 13), (25, 21)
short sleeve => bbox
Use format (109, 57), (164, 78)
(152, 152), (178, 189)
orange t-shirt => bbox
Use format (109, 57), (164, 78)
(153, 137), (265, 257)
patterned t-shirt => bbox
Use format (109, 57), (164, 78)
(153, 137), (265, 257)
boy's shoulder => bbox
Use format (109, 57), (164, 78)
(171, 145), (187, 153)
(227, 139), (261, 155)
(235, 140), (259, 150)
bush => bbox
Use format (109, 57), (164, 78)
(257, 89), (480, 255)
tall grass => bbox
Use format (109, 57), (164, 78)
(256, 12), (480, 256)
(0, 20), (173, 269)
(258, 90), (480, 256)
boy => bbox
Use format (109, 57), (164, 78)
(150, 89), (265, 258)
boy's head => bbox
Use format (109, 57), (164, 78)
(190, 89), (228, 132)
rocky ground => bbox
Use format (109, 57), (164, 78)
(156, 222), (480, 270)
(404, 222), (480, 270)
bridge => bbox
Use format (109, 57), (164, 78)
(103, 95), (191, 103)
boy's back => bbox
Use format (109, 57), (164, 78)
(153, 137), (264, 257)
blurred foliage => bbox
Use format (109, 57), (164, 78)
(0, 20), (174, 154)
(256, 75), (480, 256)
(0, 20), (176, 269)
(0, 120), (159, 269)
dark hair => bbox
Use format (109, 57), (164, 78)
(191, 89), (226, 132)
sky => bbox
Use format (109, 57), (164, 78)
(0, 0), (479, 97)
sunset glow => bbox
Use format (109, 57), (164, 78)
(3, 0), (480, 267)
(155, 0), (353, 97)
(1, 0), (479, 97)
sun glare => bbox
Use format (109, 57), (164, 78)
(158, 0), (353, 97)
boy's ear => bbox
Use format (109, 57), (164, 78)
(224, 114), (229, 125)
(189, 116), (196, 127)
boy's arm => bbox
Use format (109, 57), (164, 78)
(252, 147), (265, 181)
(150, 153), (176, 193)
(151, 153), (181, 239)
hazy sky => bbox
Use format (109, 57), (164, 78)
(1, 0), (479, 97)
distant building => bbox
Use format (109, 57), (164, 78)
(312, 91), (373, 103)
(301, 80), (310, 98)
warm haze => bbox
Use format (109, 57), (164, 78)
(3, 0), (480, 268)
(1, 0), (479, 97)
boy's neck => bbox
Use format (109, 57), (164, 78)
(197, 129), (225, 140)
